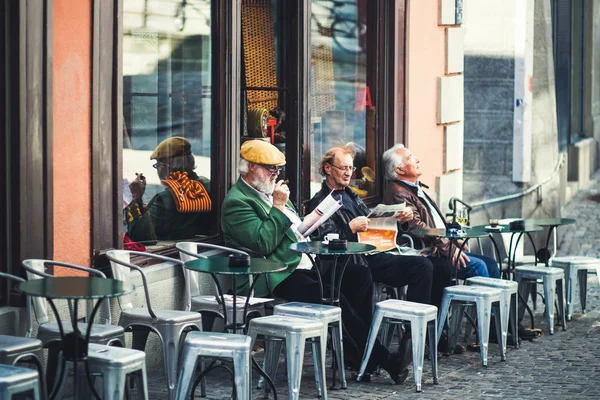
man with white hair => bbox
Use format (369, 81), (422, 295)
(381, 144), (500, 280)
(221, 140), (412, 383)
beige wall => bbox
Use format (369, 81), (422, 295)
(405, 0), (447, 190)
(52, 0), (92, 271)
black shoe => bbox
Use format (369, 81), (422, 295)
(518, 324), (539, 341)
(438, 333), (466, 355)
(380, 351), (410, 384)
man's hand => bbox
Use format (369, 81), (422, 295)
(272, 180), (290, 211)
(129, 173), (146, 201)
(396, 208), (414, 223)
(451, 248), (470, 269)
(349, 216), (370, 233)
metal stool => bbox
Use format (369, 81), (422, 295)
(175, 331), (251, 400)
(514, 266), (566, 334)
(248, 315), (328, 400)
(357, 300), (438, 392)
(466, 277), (519, 349)
(74, 344), (149, 400)
(273, 302), (346, 393)
(0, 335), (46, 399)
(0, 364), (41, 399)
(551, 256), (600, 320)
(437, 286), (506, 366)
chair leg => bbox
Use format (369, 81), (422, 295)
(411, 320), (426, 392)
(475, 301), (491, 367)
(174, 347), (199, 400)
(331, 320), (347, 388)
(557, 278), (567, 331)
(510, 294), (519, 348)
(315, 333), (328, 399)
(45, 344), (61, 394)
(311, 338), (323, 398)
(131, 328), (150, 352)
(427, 320), (438, 385)
(566, 265), (576, 320)
(436, 295), (452, 343)
(448, 303), (465, 355)
(103, 367), (127, 400)
(577, 269), (588, 314)
(357, 308), (384, 381)
(494, 303), (507, 361)
(285, 333), (306, 400)
(233, 351), (252, 400)
(158, 324), (198, 400)
(542, 277), (556, 334)
(138, 364), (149, 400)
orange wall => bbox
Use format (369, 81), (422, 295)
(405, 0), (446, 189)
(52, 0), (92, 270)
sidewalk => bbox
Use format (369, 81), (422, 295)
(145, 173), (600, 399)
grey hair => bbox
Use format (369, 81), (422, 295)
(238, 158), (250, 176)
(168, 153), (196, 174)
(382, 144), (406, 181)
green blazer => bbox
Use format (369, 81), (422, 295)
(221, 178), (300, 297)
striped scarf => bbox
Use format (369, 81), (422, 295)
(162, 171), (212, 212)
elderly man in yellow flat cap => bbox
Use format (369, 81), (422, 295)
(221, 140), (411, 384)
(125, 136), (213, 242)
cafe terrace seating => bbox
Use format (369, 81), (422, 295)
(105, 250), (203, 400)
(0, 364), (41, 400)
(551, 256), (600, 320)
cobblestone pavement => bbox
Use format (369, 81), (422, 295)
(99, 173), (600, 399)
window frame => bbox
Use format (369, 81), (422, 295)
(1, 0), (53, 305)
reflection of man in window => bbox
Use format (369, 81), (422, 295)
(125, 137), (212, 242)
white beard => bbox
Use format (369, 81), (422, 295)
(252, 176), (276, 195)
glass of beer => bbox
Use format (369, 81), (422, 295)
(457, 208), (469, 228)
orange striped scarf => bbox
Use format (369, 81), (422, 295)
(162, 171), (212, 213)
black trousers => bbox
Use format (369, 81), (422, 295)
(273, 262), (389, 371)
(367, 253), (452, 308)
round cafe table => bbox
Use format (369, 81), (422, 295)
(289, 241), (376, 306)
(18, 277), (134, 400)
(521, 218), (576, 265)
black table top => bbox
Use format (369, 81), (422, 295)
(412, 227), (490, 239)
(184, 257), (287, 275)
(289, 241), (376, 255)
(521, 217), (576, 227)
(18, 277), (135, 300)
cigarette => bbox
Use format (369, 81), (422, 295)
(281, 180), (289, 185)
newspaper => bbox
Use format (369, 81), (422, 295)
(357, 203), (406, 251)
(202, 295), (274, 306)
(297, 191), (343, 237)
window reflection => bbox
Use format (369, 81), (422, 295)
(309, 0), (374, 198)
(122, 0), (215, 245)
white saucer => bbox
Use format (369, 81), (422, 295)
(485, 225), (503, 232)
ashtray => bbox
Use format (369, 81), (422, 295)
(328, 239), (348, 250)
(228, 253), (251, 268)
(509, 220), (526, 231)
(484, 225), (503, 232)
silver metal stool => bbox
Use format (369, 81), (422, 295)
(248, 315), (328, 400)
(357, 300), (438, 392)
(75, 344), (148, 400)
(0, 364), (41, 399)
(273, 302), (346, 393)
(514, 266), (566, 334)
(466, 277), (519, 349)
(551, 256), (600, 320)
(437, 286), (506, 366)
(0, 335), (46, 399)
(175, 331), (251, 400)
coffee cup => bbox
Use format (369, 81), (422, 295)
(489, 219), (499, 228)
(324, 233), (339, 243)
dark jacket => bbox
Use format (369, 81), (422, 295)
(305, 181), (370, 265)
(382, 179), (451, 256)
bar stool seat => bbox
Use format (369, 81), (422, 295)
(437, 286), (506, 366)
(357, 300), (438, 392)
(175, 332), (252, 400)
(551, 256), (600, 320)
(248, 315), (328, 400)
(514, 265), (566, 334)
(0, 335), (46, 399)
(466, 277), (519, 349)
(78, 344), (148, 400)
(0, 364), (41, 399)
(273, 302), (346, 392)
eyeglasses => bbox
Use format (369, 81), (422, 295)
(153, 161), (171, 169)
(328, 162), (356, 173)
(257, 164), (283, 175)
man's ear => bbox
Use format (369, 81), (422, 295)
(396, 166), (404, 175)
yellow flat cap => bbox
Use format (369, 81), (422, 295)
(240, 140), (286, 166)
(150, 137), (192, 160)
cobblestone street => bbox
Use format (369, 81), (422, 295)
(138, 172), (600, 399)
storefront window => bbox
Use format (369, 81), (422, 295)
(309, 0), (374, 198)
(122, 0), (216, 245)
